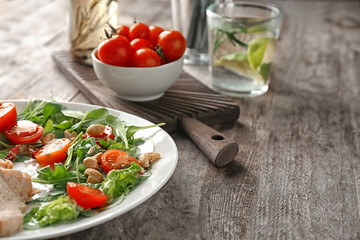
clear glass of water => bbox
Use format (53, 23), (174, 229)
(171, 0), (215, 64)
(206, 2), (282, 97)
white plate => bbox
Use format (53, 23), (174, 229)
(3, 100), (178, 240)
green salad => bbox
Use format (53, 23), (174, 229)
(0, 99), (164, 230)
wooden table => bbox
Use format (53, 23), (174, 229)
(1, 0), (360, 239)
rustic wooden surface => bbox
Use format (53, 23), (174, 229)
(1, 0), (360, 239)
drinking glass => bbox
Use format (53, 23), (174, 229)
(207, 1), (282, 97)
(171, 0), (216, 64)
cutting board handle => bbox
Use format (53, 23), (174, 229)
(180, 117), (239, 167)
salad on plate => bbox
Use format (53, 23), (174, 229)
(0, 99), (170, 237)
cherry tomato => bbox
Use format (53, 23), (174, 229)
(158, 30), (186, 62)
(149, 25), (164, 47)
(97, 35), (133, 67)
(34, 138), (71, 165)
(67, 182), (108, 209)
(101, 149), (140, 173)
(0, 103), (17, 131)
(129, 22), (150, 40)
(130, 38), (153, 52)
(5, 120), (43, 144)
(116, 24), (130, 40)
(132, 48), (161, 67)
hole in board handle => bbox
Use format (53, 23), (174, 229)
(211, 135), (224, 141)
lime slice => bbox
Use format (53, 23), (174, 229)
(214, 53), (263, 84)
(246, 25), (268, 33)
(216, 52), (248, 63)
(258, 62), (272, 82)
(247, 37), (275, 72)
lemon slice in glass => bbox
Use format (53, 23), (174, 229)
(214, 53), (263, 84)
(247, 37), (275, 72)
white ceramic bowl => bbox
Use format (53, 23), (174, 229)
(92, 48), (184, 102)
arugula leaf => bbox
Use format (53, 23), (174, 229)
(62, 110), (85, 120)
(54, 120), (73, 131)
(105, 115), (129, 149)
(23, 196), (80, 229)
(0, 132), (12, 148)
(126, 123), (165, 139)
(17, 99), (47, 121)
(0, 150), (8, 159)
(71, 108), (108, 132)
(42, 102), (65, 125)
(32, 163), (86, 190)
(101, 162), (149, 201)
(42, 119), (55, 136)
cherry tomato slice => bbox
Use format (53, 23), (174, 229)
(0, 103), (17, 131)
(5, 120), (43, 144)
(101, 149), (140, 173)
(149, 25), (164, 47)
(158, 30), (186, 62)
(129, 22), (150, 40)
(132, 48), (161, 67)
(97, 35), (133, 67)
(67, 182), (108, 209)
(34, 138), (71, 165)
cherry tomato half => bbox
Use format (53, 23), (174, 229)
(158, 30), (186, 62)
(97, 35), (133, 67)
(34, 138), (71, 165)
(149, 25), (164, 47)
(130, 38), (153, 52)
(116, 24), (130, 40)
(129, 22), (150, 40)
(5, 120), (43, 144)
(0, 103), (17, 131)
(132, 48), (161, 67)
(67, 182), (108, 209)
(101, 149), (140, 173)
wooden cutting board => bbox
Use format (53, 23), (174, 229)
(52, 51), (240, 166)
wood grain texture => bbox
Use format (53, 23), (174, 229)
(0, 0), (360, 239)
